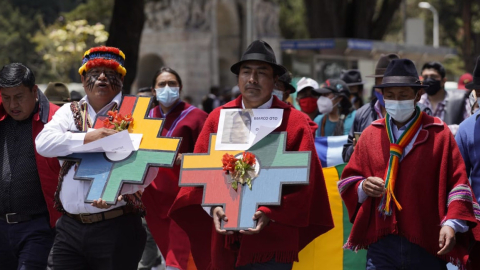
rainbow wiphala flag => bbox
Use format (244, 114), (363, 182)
(293, 164), (367, 270)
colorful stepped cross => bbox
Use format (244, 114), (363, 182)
(179, 132), (311, 230)
(59, 96), (181, 204)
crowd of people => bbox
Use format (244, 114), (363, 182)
(1, 39), (480, 270)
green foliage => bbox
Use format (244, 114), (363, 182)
(9, 0), (61, 25)
(63, 0), (113, 28)
(0, 0), (41, 68)
(0, 0), (113, 83)
(382, 0), (476, 77)
(278, 0), (309, 39)
(32, 20), (109, 82)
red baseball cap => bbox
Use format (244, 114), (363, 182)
(458, 73), (473, 90)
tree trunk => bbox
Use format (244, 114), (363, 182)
(370, 0), (403, 40)
(304, 0), (402, 40)
(106, 0), (145, 94)
(462, 0), (474, 72)
(304, 0), (348, 38)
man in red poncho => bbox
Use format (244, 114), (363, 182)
(168, 40), (334, 270)
(339, 59), (480, 269)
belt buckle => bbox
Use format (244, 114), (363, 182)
(79, 213), (93, 224)
(5, 213), (18, 224)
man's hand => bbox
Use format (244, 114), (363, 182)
(352, 138), (357, 148)
(213, 206), (234, 235)
(438, 225), (456, 255)
(84, 128), (118, 144)
(362, 177), (385, 197)
(90, 195), (123, 209)
(175, 153), (183, 165)
(240, 211), (270, 235)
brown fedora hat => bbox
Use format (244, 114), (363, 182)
(44, 82), (70, 105)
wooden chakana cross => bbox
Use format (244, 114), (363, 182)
(179, 132), (311, 230)
(59, 96), (181, 204)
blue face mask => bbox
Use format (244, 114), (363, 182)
(272, 89), (283, 101)
(375, 91), (385, 106)
(155, 85), (180, 107)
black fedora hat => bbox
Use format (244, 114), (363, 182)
(231, 40), (287, 76)
(374, 59), (428, 89)
(366, 53), (400, 78)
(466, 56), (480, 90)
(340, 70), (363, 86)
(277, 71), (296, 93)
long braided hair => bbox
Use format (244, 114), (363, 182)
(333, 95), (354, 136)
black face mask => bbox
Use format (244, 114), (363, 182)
(424, 78), (442, 96)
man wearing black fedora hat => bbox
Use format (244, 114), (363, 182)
(273, 71), (296, 103)
(342, 53), (399, 162)
(455, 55), (480, 269)
(342, 54), (433, 162)
(169, 40), (334, 270)
(339, 58), (479, 269)
(340, 70), (364, 110)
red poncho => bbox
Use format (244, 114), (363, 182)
(339, 115), (480, 268)
(142, 101), (207, 270)
(169, 95), (334, 270)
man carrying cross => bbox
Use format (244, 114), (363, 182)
(169, 40), (334, 270)
(338, 59), (480, 269)
(36, 46), (148, 269)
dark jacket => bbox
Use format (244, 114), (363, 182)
(0, 90), (61, 227)
(444, 89), (468, 125)
(342, 99), (432, 163)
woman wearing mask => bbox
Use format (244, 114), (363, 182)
(295, 77), (321, 120)
(142, 67), (208, 270)
(314, 79), (356, 137)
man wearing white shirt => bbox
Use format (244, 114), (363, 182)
(36, 46), (146, 270)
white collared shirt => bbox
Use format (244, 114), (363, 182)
(36, 92), (148, 214)
(241, 96), (273, 109)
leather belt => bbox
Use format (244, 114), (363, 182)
(0, 213), (42, 224)
(65, 206), (137, 224)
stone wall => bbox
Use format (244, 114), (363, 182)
(134, 0), (281, 106)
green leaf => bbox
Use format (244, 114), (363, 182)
(231, 180), (238, 191)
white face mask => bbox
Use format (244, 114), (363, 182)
(384, 99), (416, 122)
(317, 95), (339, 114)
(272, 89), (283, 101)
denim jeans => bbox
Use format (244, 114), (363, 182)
(366, 234), (447, 270)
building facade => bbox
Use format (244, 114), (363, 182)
(133, 0), (282, 105)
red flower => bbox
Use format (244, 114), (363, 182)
(123, 114), (133, 122)
(114, 113), (124, 124)
(222, 153), (237, 174)
(107, 111), (117, 120)
(242, 152), (256, 166)
(104, 110), (133, 131)
(102, 117), (114, 129)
